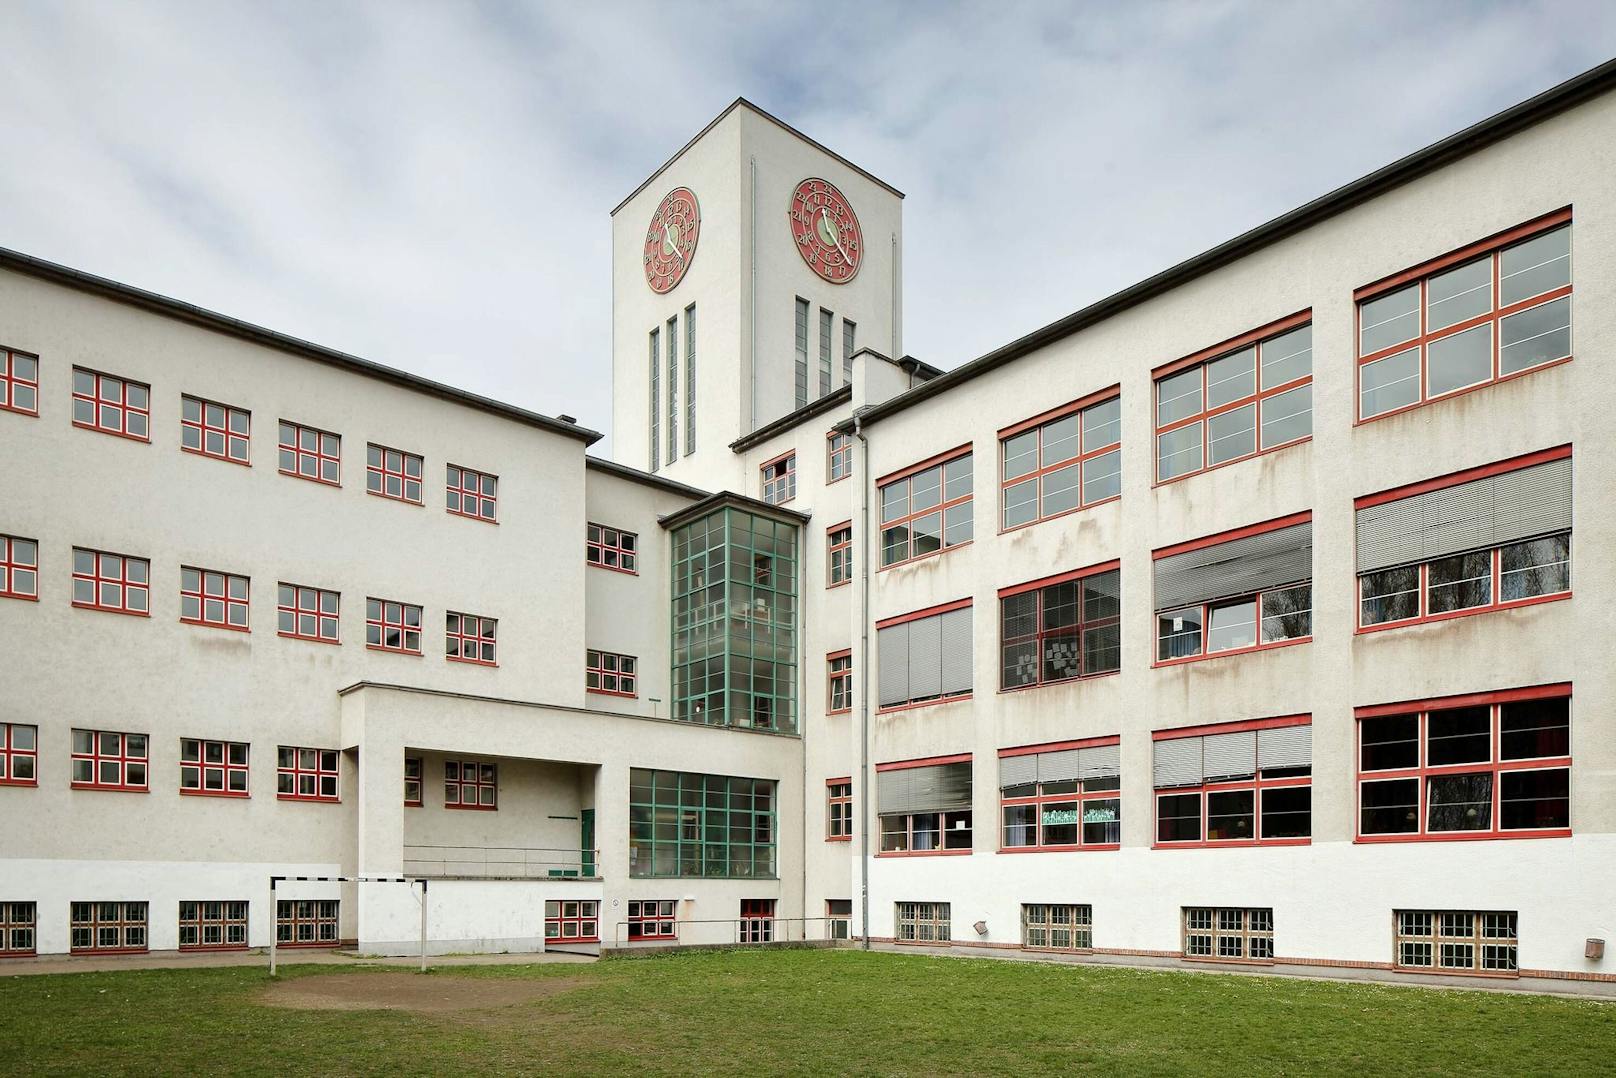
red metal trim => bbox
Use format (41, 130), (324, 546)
(826, 775), (852, 785)
(996, 845), (1120, 854)
(875, 753), (972, 772)
(180, 396), (252, 467)
(876, 539), (973, 573)
(1152, 714), (1311, 741)
(875, 597), (972, 630)
(1152, 634), (1311, 669)
(997, 559), (1120, 599)
(69, 783), (149, 793)
(997, 384), (1120, 440)
(1152, 309), (1313, 380)
(826, 519), (853, 532)
(998, 495), (1122, 537)
(826, 647), (852, 661)
(1354, 208), (1572, 302)
(1354, 444), (1571, 509)
(998, 734), (1120, 758)
(874, 442), (973, 488)
(875, 849), (973, 858)
(1153, 510), (1312, 561)
(277, 419), (341, 486)
(179, 789), (249, 799)
(1355, 589), (1569, 635)
(759, 448), (796, 470)
(875, 694), (972, 716)
(446, 463), (499, 523)
(1352, 356), (1572, 427)
(1354, 682), (1571, 719)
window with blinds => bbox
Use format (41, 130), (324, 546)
(877, 605), (973, 709)
(1154, 518), (1312, 662)
(1153, 722), (1311, 845)
(1357, 451), (1572, 628)
(878, 761), (973, 853)
(1000, 742), (1121, 849)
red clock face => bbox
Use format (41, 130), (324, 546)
(789, 177), (862, 284)
(644, 187), (700, 294)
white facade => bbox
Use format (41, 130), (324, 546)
(3, 72), (1616, 988)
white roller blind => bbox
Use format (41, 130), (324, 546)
(907, 615), (943, 702)
(939, 607), (974, 696)
(880, 762), (972, 814)
(1201, 731), (1257, 782)
(1078, 743), (1121, 779)
(1037, 749), (1083, 784)
(1152, 738), (1202, 788)
(1153, 522), (1312, 611)
(999, 754), (1038, 789)
(877, 622), (909, 708)
(1257, 724), (1312, 771)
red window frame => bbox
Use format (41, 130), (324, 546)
(0, 534), (38, 601)
(1152, 512), (1313, 667)
(999, 385), (1121, 531)
(445, 759), (497, 810)
(0, 347), (39, 416)
(1152, 716), (1312, 849)
(827, 777), (853, 841)
(180, 567), (250, 632)
(446, 463), (498, 522)
(998, 735), (1121, 853)
(586, 523), (638, 574)
(827, 649), (852, 714)
(545, 899), (599, 942)
(826, 521), (852, 588)
(181, 395), (250, 465)
(404, 756), (423, 807)
(1153, 311), (1312, 484)
(366, 597), (422, 655)
(586, 649), (638, 697)
(627, 899), (677, 940)
(72, 548), (150, 616)
(180, 738), (250, 797)
(0, 901), (36, 956)
(276, 899), (339, 947)
(1354, 446), (1572, 633)
(72, 367), (150, 441)
(999, 560), (1122, 690)
(70, 901), (147, 954)
(178, 900), (249, 951)
(446, 611), (497, 666)
(761, 451), (796, 505)
(1355, 684), (1571, 844)
(277, 419), (341, 485)
(874, 599), (974, 713)
(877, 444), (973, 570)
(277, 582), (339, 644)
(740, 898), (776, 943)
(277, 746), (340, 802)
(827, 430), (852, 483)
(365, 442), (423, 504)
(876, 754), (974, 856)
(0, 723), (38, 787)
(1355, 209), (1572, 424)
(71, 728), (149, 792)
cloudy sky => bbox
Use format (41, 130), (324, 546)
(3, 2), (1614, 451)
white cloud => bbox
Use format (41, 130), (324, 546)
(1, 1), (1612, 452)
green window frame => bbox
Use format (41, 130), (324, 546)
(629, 768), (778, 879)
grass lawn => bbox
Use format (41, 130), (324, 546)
(4, 949), (1615, 1076)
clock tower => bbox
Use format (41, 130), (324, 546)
(610, 99), (904, 489)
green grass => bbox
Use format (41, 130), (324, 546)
(5, 949), (1616, 1076)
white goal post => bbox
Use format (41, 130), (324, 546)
(267, 874), (428, 976)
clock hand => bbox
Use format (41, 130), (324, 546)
(662, 218), (683, 260)
(819, 206), (854, 265)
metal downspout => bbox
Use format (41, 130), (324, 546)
(854, 413), (872, 949)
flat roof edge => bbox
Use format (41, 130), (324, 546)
(729, 385), (852, 452)
(586, 455), (709, 499)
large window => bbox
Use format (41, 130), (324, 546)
(826, 523), (852, 587)
(827, 651), (852, 713)
(181, 567), (249, 631)
(277, 746), (340, 802)
(761, 453), (796, 505)
(446, 464), (498, 522)
(71, 729), (148, 791)
(587, 649), (637, 697)
(1395, 910), (1517, 973)
(1000, 739), (1120, 851)
(1001, 391), (1121, 529)
(1154, 514), (1312, 663)
(446, 612), (497, 666)
(0, 535), (38, 600)
(879, 448), (972, 567)
(1358, 214), (1571, 421)
(1183, 907), (1273, 960)
(1153, 719), (1312, 846)
(276, 899), (338, 946)
(827, 431), (852, 482)
(896, 902), (951, 943)
(366, 443), (423, 504)
(671, 506), (799, 732)
(0, 902), (35, 955)
(71, 901), (147, 953)
(794, 297), (809, 408)
(587, 523), (637, 574)
(0, 347), (38, 415)
(1356, 449), (1571, 630)
(1357, 687), (1570, 840)
(0, 723), (37, 786)
(628, 899), (677, 940)
(72, 368), (150, 441)
(181, 396), (250, 465)
(827, 779), (853, 840)
(366, 597), (423, 655)
(179, 901), (248, 950)
(277, 420), (340, 485)
(546, 900), (599, 943)
(878, 758), (972, 854)
(1156, 318), (1311, 482)
(1022, 904), (1092, 951)
(278, 583), (340, 643)
(180, 739), (249, 797)
(72, 548), (149, 616)
(629, 768), (777, 878)
(876, 602), (972, 710)
(1000, 564), (1120, 689)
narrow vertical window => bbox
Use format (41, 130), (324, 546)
(818, 307), (833, 397)
(827, 652), (853, 713)
(827, 780), (853, 840)
(649, 327), (660, 472)
(685, 304), (696, 456)
(667, 315), (679, 465)
(842, 319), (856, 385)
(404, 757), (423, 806)
(827, 523), (853, 586)
(794, 298), (809, 408)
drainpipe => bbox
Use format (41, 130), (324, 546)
(854, 413), (872, 950)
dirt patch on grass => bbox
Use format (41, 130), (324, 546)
(261, 972), (581, 1014)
